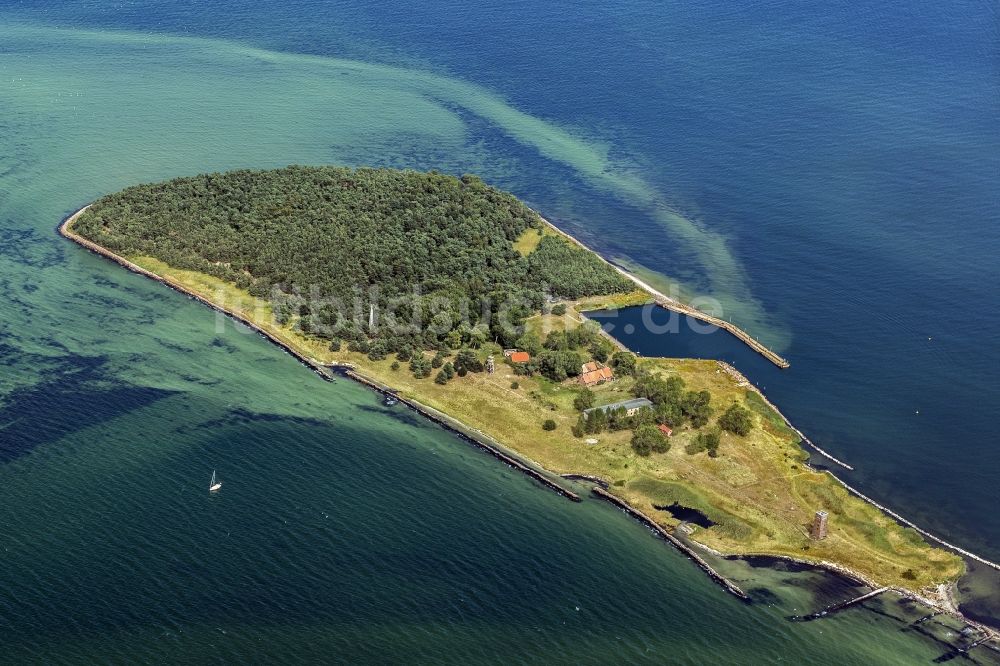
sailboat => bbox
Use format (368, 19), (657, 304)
(209, 470), (222, 493)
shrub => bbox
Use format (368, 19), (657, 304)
(516, 332), (543, 356)
(685, 430), (721, 456)
(631, 424), (668, 456)
(589, 341), (610, 363)
(551, 303), (567, 316)
(510, 381), (520, 389)
(611, 351), (637, 376)
(535, 349), (584, 382)
(367, 341), (388, 361)
(542, 419), (558, 431)
(681, 390), (713, 428)
(719, 403), (753, 436)
(410, 355), (432, 378)
(390, 361), (400, 371)
(527, 235), (632, 298)
(573, 388), (595, 411)
(454, 348), (484, 373)
(651, 435), (670, 454)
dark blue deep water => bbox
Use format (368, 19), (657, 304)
(1, 0), (998, 662)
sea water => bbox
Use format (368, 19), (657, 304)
(0, 1), (997, 662)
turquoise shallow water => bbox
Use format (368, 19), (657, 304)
(1, 2), (998, 663)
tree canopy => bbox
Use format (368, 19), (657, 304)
(632, 424), (669, 456)
(718, 404), (753, 436)
(75, 166), (631, 351)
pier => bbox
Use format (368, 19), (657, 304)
(651, 297), (790, 369)
(794, 587), (889, 621)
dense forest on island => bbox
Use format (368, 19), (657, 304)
(75, 166), (631, 351)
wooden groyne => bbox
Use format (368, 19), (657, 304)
(958, 633), (995, 655)
(793, 587), (889, 621)
(560, 474), (610, 489)
(590, 486), (750, 602)
(537, 214), (790, 369)
(340, 369), (581, 503)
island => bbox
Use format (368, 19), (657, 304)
(62, 165), (964, 609)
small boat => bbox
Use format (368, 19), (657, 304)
(209, 470), (222, 493)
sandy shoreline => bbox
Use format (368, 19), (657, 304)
(59, 204), (997, 644)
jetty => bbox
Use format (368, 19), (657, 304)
(794, 587), (889, 621)
(591, 486), (750, 602)
(538, 214), (790, 369)
(651, 296), (789, 369)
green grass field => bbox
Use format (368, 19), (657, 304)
(513, 226), (548, 256)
